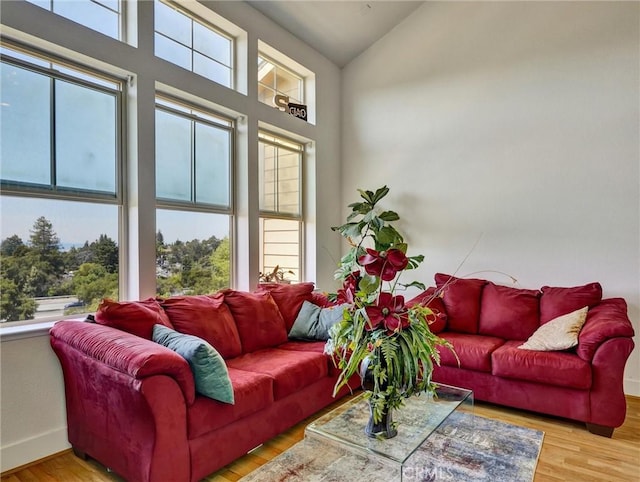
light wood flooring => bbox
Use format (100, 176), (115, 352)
(3, 395), (639, 482)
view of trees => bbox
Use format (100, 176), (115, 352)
(0, 216), (230, 322)
(156, 231), (231, 298)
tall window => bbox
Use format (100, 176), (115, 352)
(154, 0), (233, 88)
(258, 55), (303, 108)
(25, 0), (123, 40)
(258, 132), (303, 282)
(0, 44), (122, 323)
(155, 97), (233, 296)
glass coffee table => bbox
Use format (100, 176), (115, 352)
(305, 384), (473, 478)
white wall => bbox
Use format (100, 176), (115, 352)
(341, 1), (639, 395)
(0, 0), (343, 472)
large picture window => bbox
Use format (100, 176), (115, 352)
(155, 97), (233, 296)
(258, 132), (303, 282)
(0, 45), (122, 323)
(154, 0), (233, 88)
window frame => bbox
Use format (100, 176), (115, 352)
(0, 41), (126, 326)
(26, 0), (126, 42)
(257, 53), (305, 107)
(154, 0), (235, 89)
(258, 130), (303, 219)
(154, 94), (236, 293)
(154, 94), (234, 213)
(258, 130), (304, 282)
(0, 41), (124, 204)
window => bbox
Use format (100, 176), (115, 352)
(258, 132), (303, 282)
(154, 0), (233, 88)
(258, 55), (303, 108)
(25, 0), (123, 41)
(155, 97), (233, 296)
(0, 44), (122, 323)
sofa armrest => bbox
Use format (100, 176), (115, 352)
(50, 320), (196, 404)
(577, 298), (635, 362)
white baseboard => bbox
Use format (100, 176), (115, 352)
(1, 426), (70, 473)
(624, 378), (640, 397)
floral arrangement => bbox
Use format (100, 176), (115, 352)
(327, 186), (455, 432)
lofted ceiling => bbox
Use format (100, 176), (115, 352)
(245, 1), (424, 67)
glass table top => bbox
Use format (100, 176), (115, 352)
(305, 384), (473, 466)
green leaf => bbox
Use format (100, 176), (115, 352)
(358, 189), (375, 204)
(399, 280), (426, 291)
(376, 225), (403, 246)
(347, 222), (366, 238)
(334, 222), (365, 239)
(370, 186), (390, 205)
(359, 274), (380, 294)
(378, 210), (399, 222)
(406, 254), (424, 269)
(340, 250), (356, 264)
(347, 202), (371, 220)
(363, 211), (383, 231)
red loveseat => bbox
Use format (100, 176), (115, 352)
(414, 274), (635, 437)
(50, 283), (357, 482)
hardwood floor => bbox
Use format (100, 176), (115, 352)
(3, 395), (639, 482)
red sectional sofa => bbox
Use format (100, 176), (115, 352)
(49, 283), (357, 482)
(418, 274), (635, 437)
(49, 276), (636, 482)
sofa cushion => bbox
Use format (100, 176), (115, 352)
(222, 290), (288, 353)
(226, 348), (329, 400)
(436, 332), (505, 372)
(289, 301), (348, 341)
(152, 325), (234, 404)
(255, 282), (315, 331)
(539, 282), (602, 325)
(406, 287), (447, 334)
(435, 273), (486, 334)
(519, 306), (588, 351)
(187, 368), (274, 439)
(492, 340), (592, 389)
(308, 290), (333, 308)
(159, 293), (242, 359)
(478, 283), (541, 340)
(95, 298), (173, 339)
(277, 340), (342, 375)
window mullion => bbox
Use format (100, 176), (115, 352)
(190, 16), (195, 71)
(50, 77), (57, 188)
(274, 146), (279, 213)
(191, 120), (196, 203)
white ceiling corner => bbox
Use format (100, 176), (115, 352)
(245, 1), (424, 67)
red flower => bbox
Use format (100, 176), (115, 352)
(337, 271), (361, 304)
(364, 292), (409, 333)
(358, 248), (408, 281)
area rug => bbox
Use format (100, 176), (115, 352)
(240, 412), (544, 481)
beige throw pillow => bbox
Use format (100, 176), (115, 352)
(518, 306), (588, 351)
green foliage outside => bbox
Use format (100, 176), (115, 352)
(1, 216), (231, 322)
(156, 233), (230, 298)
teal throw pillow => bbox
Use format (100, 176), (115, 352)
(289, 301), (348, 341)
(152, 324), (234, 404)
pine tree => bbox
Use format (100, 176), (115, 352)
(29, 216), (60, 254)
